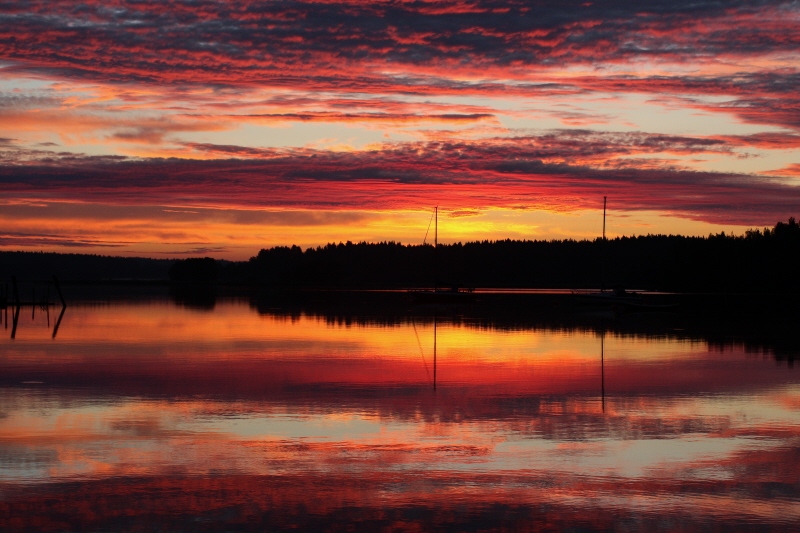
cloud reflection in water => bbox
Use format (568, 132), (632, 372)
(1, 298), (799, 531)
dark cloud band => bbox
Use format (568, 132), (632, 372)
(2, 131), (797, 226)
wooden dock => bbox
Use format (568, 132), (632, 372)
(2, 275), (67, 339)
(1, 275), (66, 309)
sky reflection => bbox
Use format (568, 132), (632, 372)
(1, 299), (799, 531)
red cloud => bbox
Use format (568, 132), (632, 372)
(709, 132), (800, 150)
(2, 1), (797, 98)
(2, 131), (798, 226)
(762, 163), (800, 177)
(203, 112), (498, 126)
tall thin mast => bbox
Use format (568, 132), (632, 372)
(434, 206), (438, 291)
(601, 197), (607, 291)
(433, 314), (437, 391)
(601, 331), (605, 413)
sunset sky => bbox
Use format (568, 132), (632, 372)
(1, 0), (799, 259)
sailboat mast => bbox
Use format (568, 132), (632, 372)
(435, 206), (438, 247)
(601, 331), (605, 413)
(434, 206), (438, 291)
(433, 314), (437, 391)
(601, 197), (607, 291)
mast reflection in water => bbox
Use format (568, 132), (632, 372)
(1, 295), (799, 532)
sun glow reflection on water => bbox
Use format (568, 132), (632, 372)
(1, 298), (799, 531)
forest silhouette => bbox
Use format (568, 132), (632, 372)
(224, 217), (800, 292)
(2, 218), (799, 293)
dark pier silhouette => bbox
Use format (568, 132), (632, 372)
(2, 275), (67, 339)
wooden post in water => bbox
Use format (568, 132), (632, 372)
(53, 275), (66, 308)
(52, 306), (66, 339)
(11, 276), (20, 306)
(11, 305), (20, 340)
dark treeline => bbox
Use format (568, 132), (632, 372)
(3, 218), (799, 292)
(0, 251), (174, 281)
(234, 218), (800, 292)
(244, 290), (800, 365)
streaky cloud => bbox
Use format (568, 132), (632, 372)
(2, 132), (798, 226)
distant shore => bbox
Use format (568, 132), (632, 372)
(2, 217), (799, 294)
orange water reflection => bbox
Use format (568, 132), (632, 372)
(1, 299), (799, 531)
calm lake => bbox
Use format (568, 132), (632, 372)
(2, 290), (799, 532)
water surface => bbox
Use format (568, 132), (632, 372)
(1, 295), (799, 531)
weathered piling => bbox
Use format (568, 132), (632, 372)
(53, 275), (66, 308)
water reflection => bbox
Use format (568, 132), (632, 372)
(1, 294), (799, 531)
